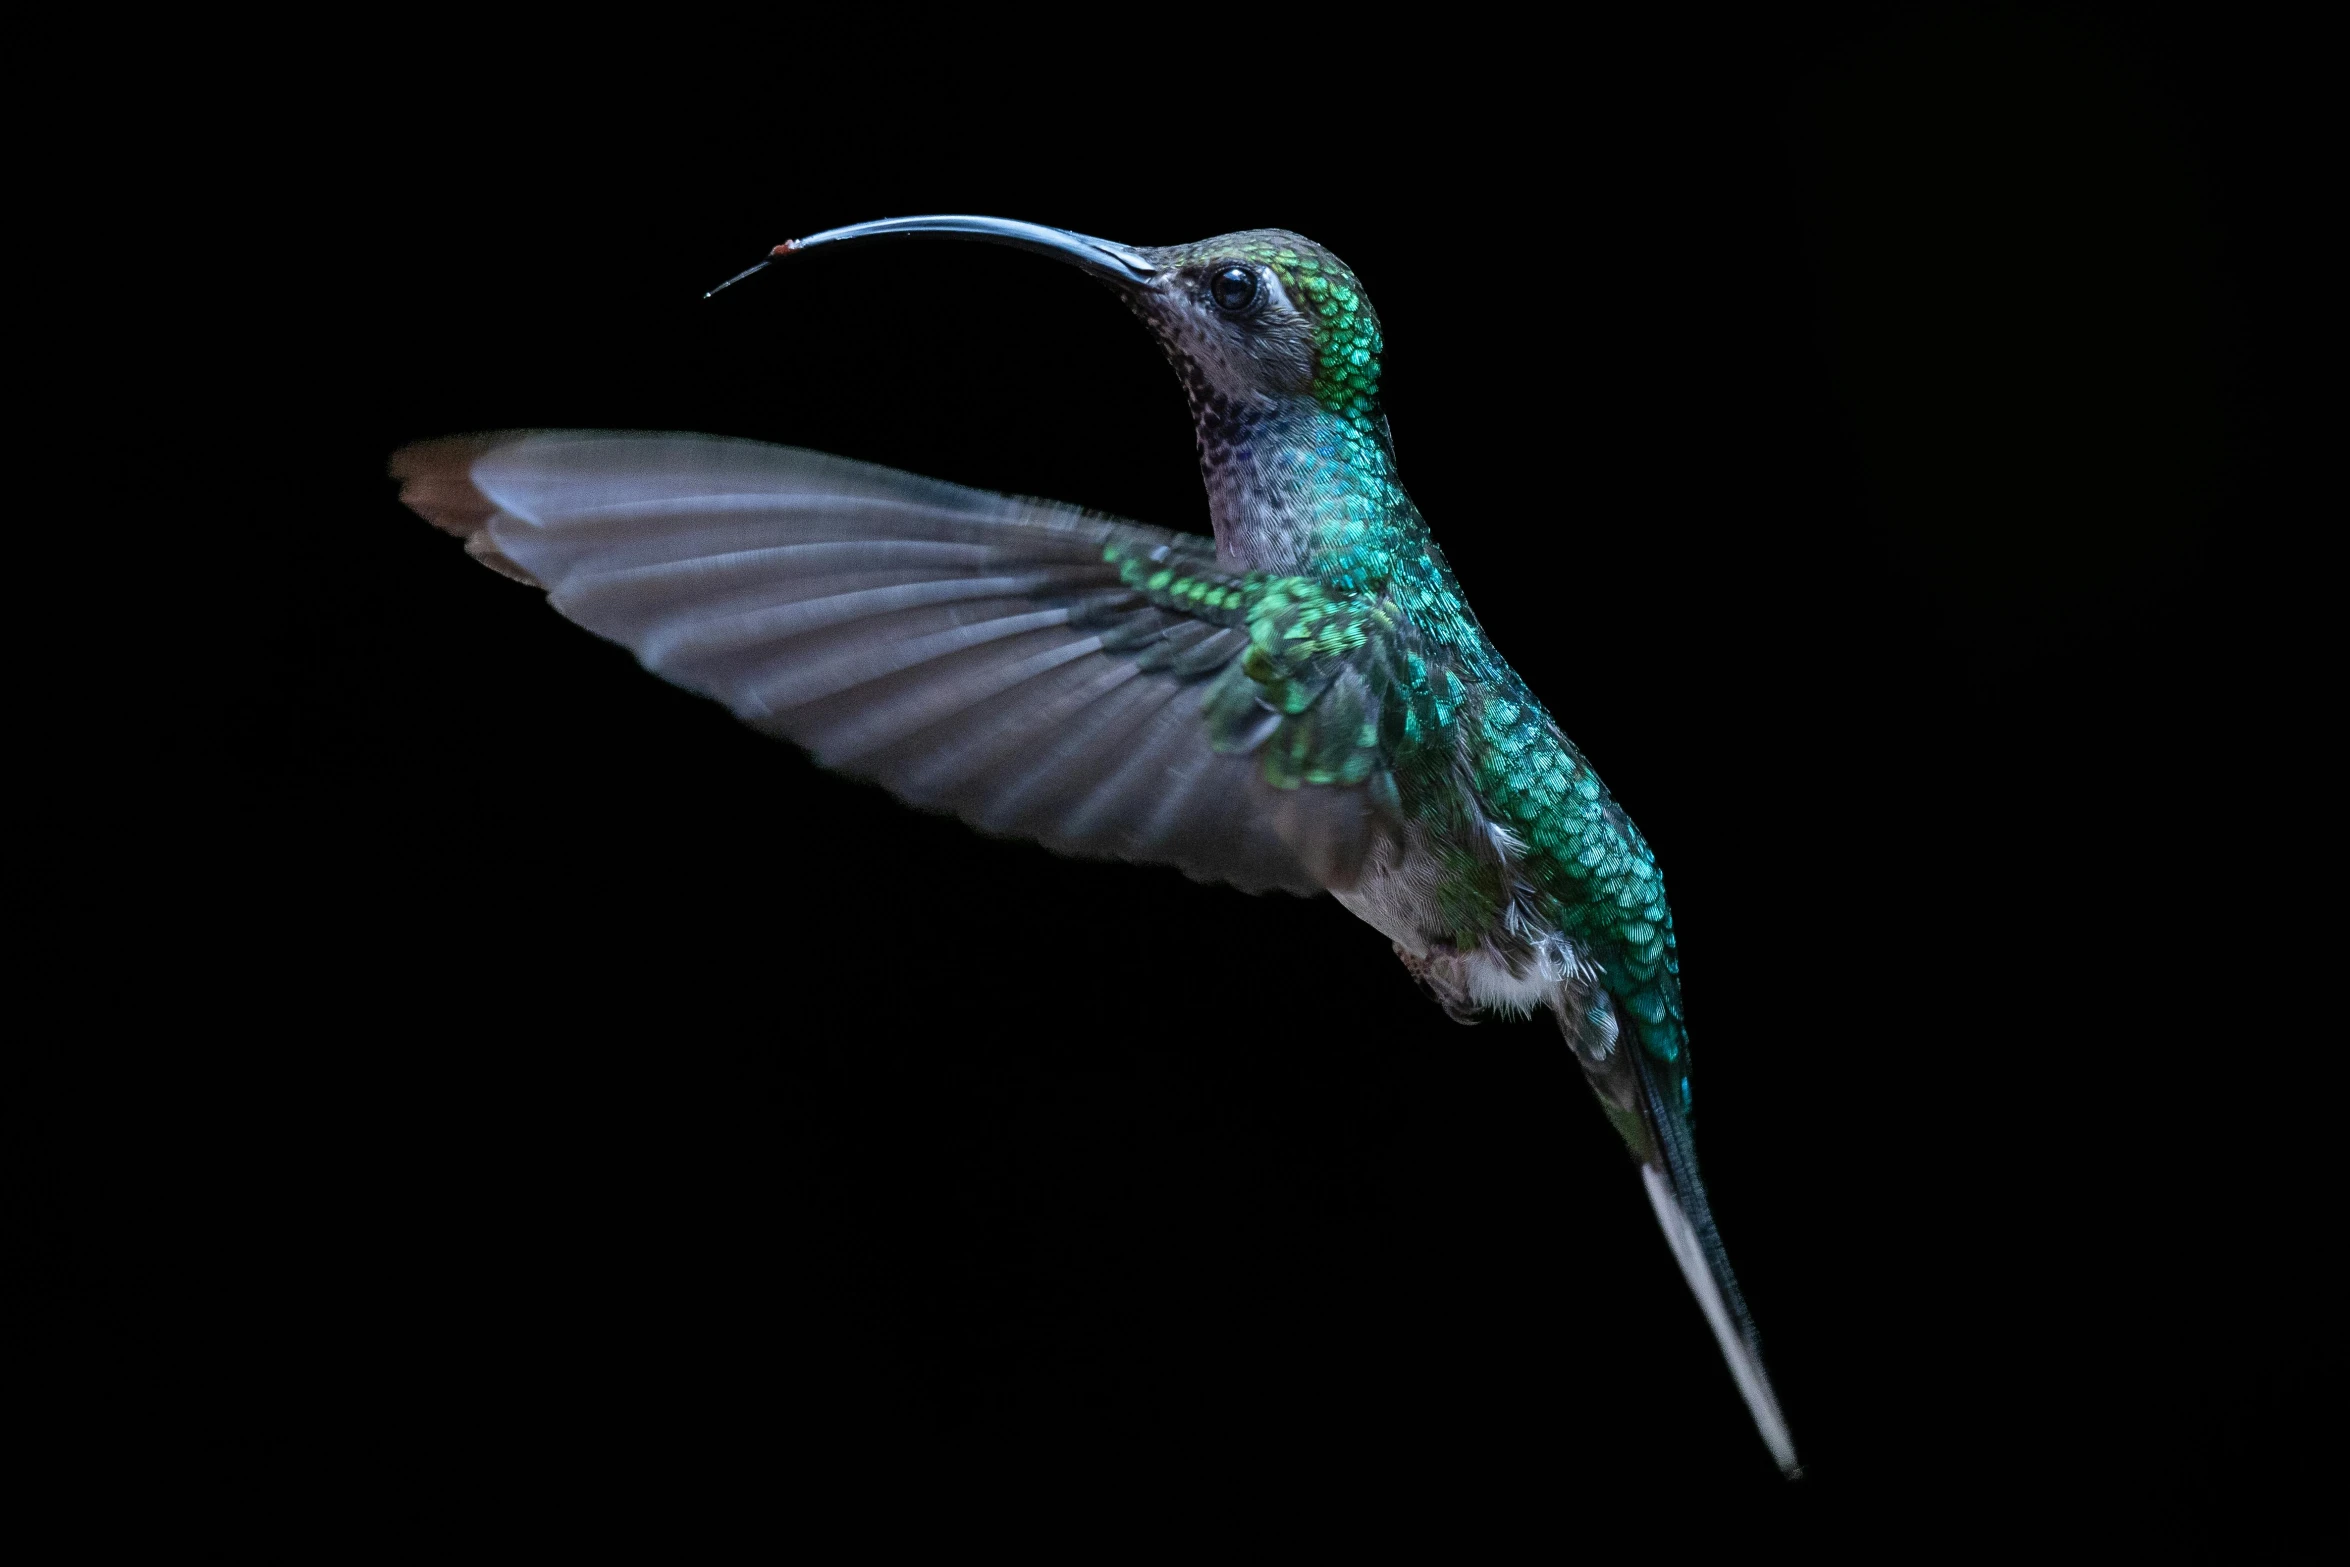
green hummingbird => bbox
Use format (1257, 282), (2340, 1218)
(393, 215), (1798, 1474)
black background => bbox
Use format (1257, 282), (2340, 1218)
(22, 7), (2335, 1553)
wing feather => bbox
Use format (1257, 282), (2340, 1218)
(393, 430), (1400, 896)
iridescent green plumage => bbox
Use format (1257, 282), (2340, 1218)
(1106, 225), (1781, 1463)
(1118, 230), (1693, 1091)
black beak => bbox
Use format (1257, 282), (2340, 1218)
(707, 214), (1159, 298)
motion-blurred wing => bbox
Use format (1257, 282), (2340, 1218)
(392, 430), (1399, 895)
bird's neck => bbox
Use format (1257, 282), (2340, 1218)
(1196, 395), (1503, 684)
(1196, 397), (1419, 591)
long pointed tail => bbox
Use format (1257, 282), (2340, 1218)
(1568, 1003), (1800, 1476)
(1632, 1045), (1799, 1476)
(1640, 1163), (1799, 1474)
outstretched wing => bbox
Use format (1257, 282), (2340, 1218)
(392, 430), (1402, 895)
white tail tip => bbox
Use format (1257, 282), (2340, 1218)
(1642, 1163), (1801, 1476)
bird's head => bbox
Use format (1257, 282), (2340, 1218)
(1121, 228), (1385, 435)
(727, 216), (1385, 436)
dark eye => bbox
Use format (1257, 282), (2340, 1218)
(1209, 266), (1260, 314)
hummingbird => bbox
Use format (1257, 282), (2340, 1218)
(393, 214), (1799, 1474)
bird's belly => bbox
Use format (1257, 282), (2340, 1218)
(1333, 839), (1565, 1020)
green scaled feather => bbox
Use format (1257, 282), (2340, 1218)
(1101, 541), (1395, 797)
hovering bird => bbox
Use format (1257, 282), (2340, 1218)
(392, 215), (1798, 1474)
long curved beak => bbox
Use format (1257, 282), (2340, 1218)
(707, 214), (1159, 298)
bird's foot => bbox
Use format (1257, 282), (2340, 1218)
(1393, 940), (1481, 1026)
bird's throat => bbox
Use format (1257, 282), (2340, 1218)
(1197, 399), (1417, 594)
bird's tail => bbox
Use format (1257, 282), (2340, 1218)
(1567, 1008), (1800, 1476)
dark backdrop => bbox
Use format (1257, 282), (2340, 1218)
(26, 7), (2333, 1553)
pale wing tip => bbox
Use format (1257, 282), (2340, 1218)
(389, 434), (541, 587)
(1640, 1163), (1802, 1478)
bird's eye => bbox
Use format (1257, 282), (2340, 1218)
(1209, 266), (1260, 314)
